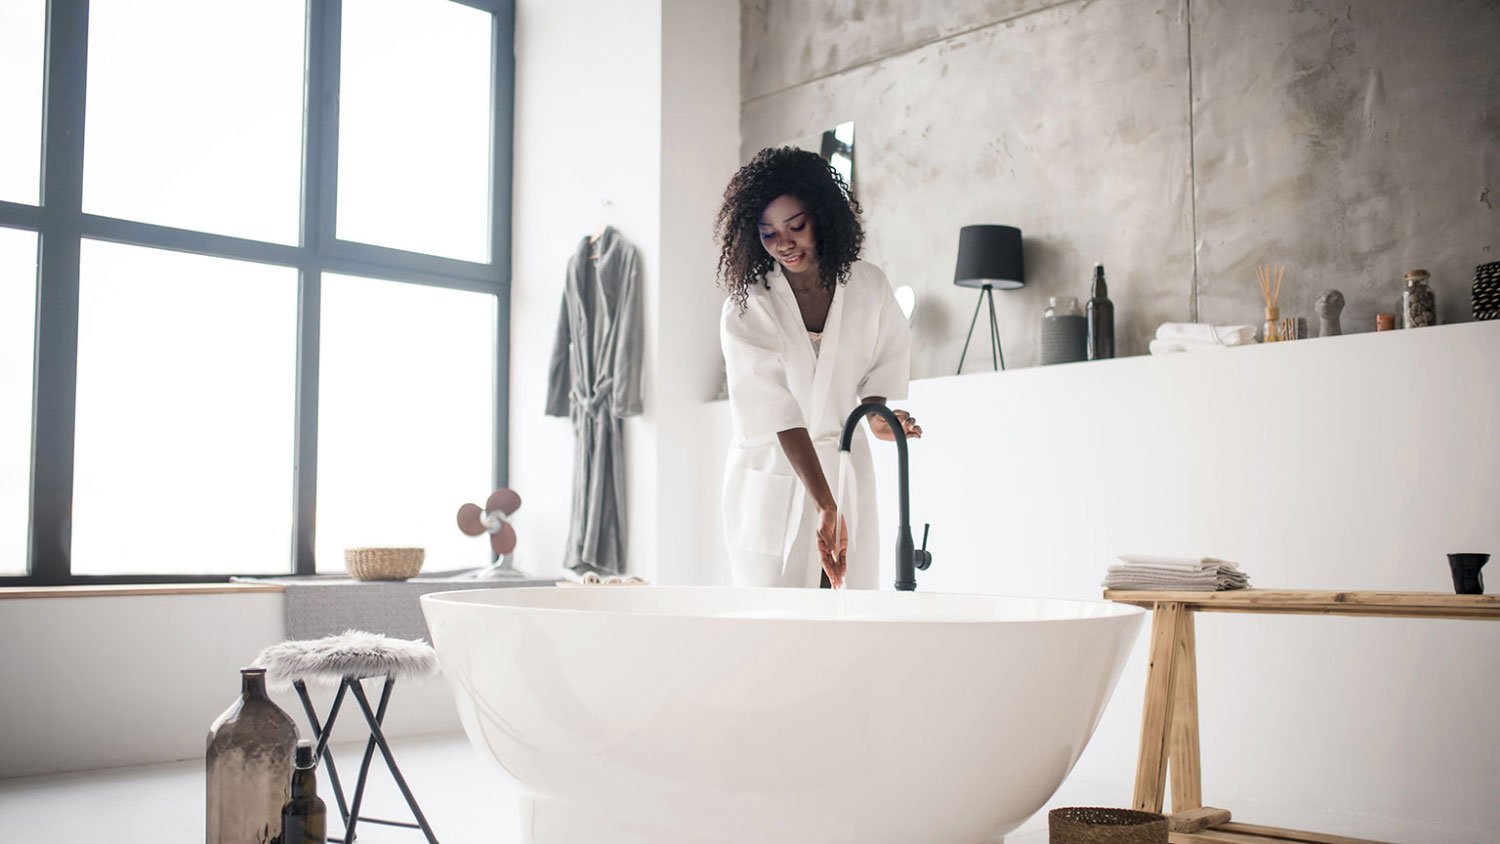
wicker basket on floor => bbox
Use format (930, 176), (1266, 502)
(344, 547), (425, 581)
(1048, 807), (1167, 843)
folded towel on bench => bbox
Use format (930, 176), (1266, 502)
(1103, 554), (1250, 591)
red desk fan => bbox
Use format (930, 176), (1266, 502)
(456, 489), (527, 578)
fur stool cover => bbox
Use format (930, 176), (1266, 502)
(255, 630), (439, 689)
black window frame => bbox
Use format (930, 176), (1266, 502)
(0, 0), (515, 585)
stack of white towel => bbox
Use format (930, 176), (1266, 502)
(1149, 323), (1257, 355)
(1102, 555), (1250, 591)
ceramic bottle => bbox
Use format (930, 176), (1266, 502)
(206, 667), (299, 844)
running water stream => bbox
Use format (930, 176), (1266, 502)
(719, 450), (856, 620)
(833, 449), (853, 615)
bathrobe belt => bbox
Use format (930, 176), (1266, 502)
(570, 378), (618, 418)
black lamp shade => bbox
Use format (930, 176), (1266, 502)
(953, 225), (1024, 290)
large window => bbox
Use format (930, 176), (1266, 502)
(0, 0), (514, 584)
(0, 1), (46, 206)
(83, 0), (306, 243)
(337, 0), (494, 261)
(316, 274), (497, 572)
(0, 229), (38, 575)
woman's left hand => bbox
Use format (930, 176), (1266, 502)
(869, 408), (923, 441)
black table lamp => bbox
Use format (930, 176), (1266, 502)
(954, 224), (1024, 373)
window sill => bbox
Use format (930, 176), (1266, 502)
(0, 582), (286, 600)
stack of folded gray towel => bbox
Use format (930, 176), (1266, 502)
(1102, 555), (1250, 591)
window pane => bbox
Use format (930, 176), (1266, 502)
(0, 229), (38, 575)
(317, 274), (495, 573)
(0, 0), (45, 205)
(338, 0), (492, 262)
(72, 241), (297, 575)
(83, 0), (304, 244)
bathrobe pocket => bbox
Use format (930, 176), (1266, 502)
(723, 467), (796, 558)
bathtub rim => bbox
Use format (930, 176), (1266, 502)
(418, 584), (1148, 626)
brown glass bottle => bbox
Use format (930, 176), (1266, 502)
(280, 741), (327, 844)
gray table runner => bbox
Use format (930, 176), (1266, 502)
(234, 570), (560, 641)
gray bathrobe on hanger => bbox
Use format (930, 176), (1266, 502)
(545, 227), (644, 574)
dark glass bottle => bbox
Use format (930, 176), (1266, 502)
(207, 667), (299, 844)
(280, 741), (327, 844)
(1087, 262), (1115, 360)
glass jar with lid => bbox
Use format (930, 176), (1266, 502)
(1040, 296), (1087, 365)
(1401, 269), (1436, 328)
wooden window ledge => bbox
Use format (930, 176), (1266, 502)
(0, 582), (286, 599)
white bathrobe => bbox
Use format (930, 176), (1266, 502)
(720, 260), (911, 589)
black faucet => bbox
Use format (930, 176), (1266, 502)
(838, 402), (932, 591)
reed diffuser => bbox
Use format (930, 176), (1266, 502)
(1256, 264), (1285, 342)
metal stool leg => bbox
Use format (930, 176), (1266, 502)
(349, 678), (440, 843)
(340, 678), (388, 843)
(294, 680), (351, 825)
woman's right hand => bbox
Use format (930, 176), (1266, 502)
(817, 507), (848, 588)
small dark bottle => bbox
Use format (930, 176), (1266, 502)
(1087, 262), (1115, 360)
(280, 741), (327, 844)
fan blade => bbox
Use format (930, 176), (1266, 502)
(456, 503), (486, 536)
(486, 488), (522, 515)
(490, 522), (517, 555)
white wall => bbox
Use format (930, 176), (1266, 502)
(655, 0), (741, 585)
(508, 0), (662, 579)
(0, 593), (459, 778)
(509, 0), (737, 584)
(700, 322), (1500, 842)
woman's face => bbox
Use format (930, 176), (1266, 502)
(758, 194), (817, 275)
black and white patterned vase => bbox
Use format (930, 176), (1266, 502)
(1475, 261), (1500, 321)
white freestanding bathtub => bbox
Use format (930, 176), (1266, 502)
(421, 586), (1145, 844)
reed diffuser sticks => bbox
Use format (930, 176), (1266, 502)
(1256, 263), (1286, 342)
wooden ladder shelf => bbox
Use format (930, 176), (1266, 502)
(1103, 589), (1500, 844)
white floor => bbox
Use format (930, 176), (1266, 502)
(0, 732), (1118, 843)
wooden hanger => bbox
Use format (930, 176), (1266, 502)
(589, 224), (608, 261)
(590, 198), (613, 259)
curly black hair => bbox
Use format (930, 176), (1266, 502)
(714, 147), (864, 311)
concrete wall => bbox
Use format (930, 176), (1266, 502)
(697, 321), (1500, 842)
(740, 0), (1500, 376)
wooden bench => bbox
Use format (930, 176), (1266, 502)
(1102, 589), (1500, 844)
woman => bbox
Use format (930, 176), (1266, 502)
(716, 147), (922, 590)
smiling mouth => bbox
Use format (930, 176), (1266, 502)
(781, 252), (805, 265)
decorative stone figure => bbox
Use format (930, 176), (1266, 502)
(207, 667), (299, 844)
(1315, 289), (1345, 337)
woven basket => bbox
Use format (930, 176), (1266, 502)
(1049, 807), (1167, 844)
(344, 547), (425, 581)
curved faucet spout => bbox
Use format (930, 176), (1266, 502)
(839, 402), (926, 591)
